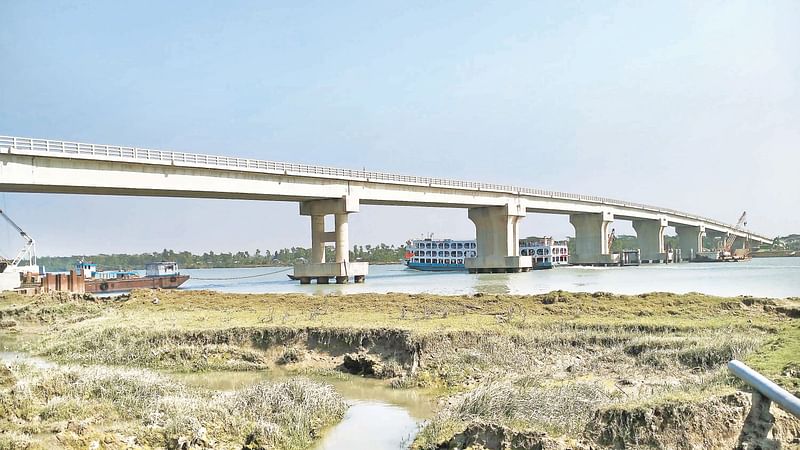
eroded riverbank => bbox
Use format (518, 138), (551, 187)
(1, 289), (800, 449)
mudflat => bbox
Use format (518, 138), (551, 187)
(1, 289), (799, 449)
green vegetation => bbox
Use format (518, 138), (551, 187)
(769, 234), (800, 251)
(1, 290), (799, 448)
(36, 243), (406, 271)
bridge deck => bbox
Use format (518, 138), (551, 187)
(0, 135), (771, 243)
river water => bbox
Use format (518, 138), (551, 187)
(0, 334), (433, 450)
(6, 257), (798, 449)
(175, 370), (432, 450)
(179, 257), (800, 298)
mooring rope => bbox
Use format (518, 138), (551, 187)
(190, 267), (292, 281)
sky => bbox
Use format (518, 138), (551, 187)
(1, 1), (798, 257)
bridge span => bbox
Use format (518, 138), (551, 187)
(0, 136), (772, 281)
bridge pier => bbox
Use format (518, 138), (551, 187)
(293, 196), (368, 284)
(675, 225), (705, 261)
(569, 211), (617, 266)
(633, 216), (668, 263)
(464, 205), (532, 273)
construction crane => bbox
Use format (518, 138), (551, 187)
(0, 209), (36, 272)
(723, 211), (747, 253)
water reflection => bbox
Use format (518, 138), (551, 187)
(313, 401), (420, 450)
(180, 258), (800, 298)
(473, 273), (511, 295)
(175, 369), (434, 419)
(175, 369), (434, 450)
(0, 338), (434, 450)
(0, 334), (53, 369)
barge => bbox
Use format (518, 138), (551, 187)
(78, 261), (190, 293)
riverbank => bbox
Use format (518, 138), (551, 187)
(752, 251), (799, 258)
(1, 289), (799, 449)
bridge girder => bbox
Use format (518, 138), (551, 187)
(0, 140), (773, 245)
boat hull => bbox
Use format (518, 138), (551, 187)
(406, 262), (465, 272)
(85, 274), (190, 293)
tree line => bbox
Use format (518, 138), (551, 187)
(37, 233), (793, 272)
(37, 244), (407, 271)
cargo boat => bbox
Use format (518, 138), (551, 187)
(77, 261), (190, 293)
(693, 251), (750, 263)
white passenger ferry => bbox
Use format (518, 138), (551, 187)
(520, 237), (570, 269)
(404, 237), (569, 271)
(403, 239), (477, 271)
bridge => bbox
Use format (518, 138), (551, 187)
(0, 136), (772, 282)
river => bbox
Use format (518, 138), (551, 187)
(6, 257), (799, 449)
(177, 257), (800, 298)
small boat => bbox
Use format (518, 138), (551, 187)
(78, 261), (190, 293)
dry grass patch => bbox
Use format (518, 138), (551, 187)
(0, 363), (346, 450)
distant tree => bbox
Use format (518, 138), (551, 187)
(37, 242), (410, 270)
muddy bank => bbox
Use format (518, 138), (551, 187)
(586, 391), (800, 449)
(39, 324), (422, 376)
(425, 392), (800, 449)
(2, 290), (800, 449)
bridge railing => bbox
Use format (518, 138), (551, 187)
(728, 360), (800, 417)
(0, 135), (766, 239)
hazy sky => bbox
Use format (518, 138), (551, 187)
(1, 1), (798, 257)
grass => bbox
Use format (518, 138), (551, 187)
(414, 378), (619, 447)
(744, 322), (800, 392)
(1, 289), (798, 448)
(0, 363), (347, 450)
(5, 289), (772, 332)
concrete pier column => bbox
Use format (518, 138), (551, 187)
(569, 211), (616, 265)
(464, 204), (532, 273)
(311, 215), (326, 264)
(675, 225), (705, 261)
(334, 213), (349, 263)
(633, 216), (668, 263)
(295, 196), (368, 283)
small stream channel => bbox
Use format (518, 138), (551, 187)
(0, 334), (434, 449)
(176, 370), (434, 449)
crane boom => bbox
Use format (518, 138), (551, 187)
(0, 209), (37, 270)
(723, 211), (747, 252)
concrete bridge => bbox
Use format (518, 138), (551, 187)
(0, 136), (772, 282)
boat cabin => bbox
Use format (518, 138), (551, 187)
(76, 261), (97, 279)
(95, 270), (138, 280)
(145, 261), (180, 277)
(405, 239), (477, 266)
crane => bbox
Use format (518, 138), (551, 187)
(723, 211), (747, 253)
(0, 209), (36, 272)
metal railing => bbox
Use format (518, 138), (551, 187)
(728, 360), (800, 417)
(0, 135), (770, 240)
